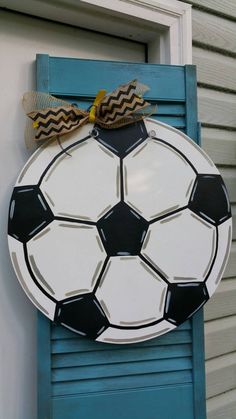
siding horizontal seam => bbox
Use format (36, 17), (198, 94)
(181, 0), (236, 23)
(207, 349), (236, 361)
(204, 313), (236, 326)
(206, 387), (236, 402)
(193, 41), (236, 59)
(197, 82), (236, 95)
(215, 164), (236, 169)
(200, 123), (236, 132)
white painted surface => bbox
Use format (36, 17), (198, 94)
(96, 256), (167, 328)
(16, 126), (93, 187)
(8, 235), (56, 318)
(1, 0), (192, 64)
(124, 138), (196, 220)
(97, 319), (175, 344)
(8, 115), (231, 348)
(41, 138), (120, 221)
(144, 119), (218, 174)
(27, 221), (106, 300)
(0, 10), (145, 419)
(143, 209), (217, 283)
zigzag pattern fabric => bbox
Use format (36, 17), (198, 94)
(23, 80), (152, 147)
(28, 106), (88, 140)
(97, 81), (148, 125)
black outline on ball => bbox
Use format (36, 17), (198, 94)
(10, 127), (230, 338)
(38, 135), (91, 186)
(23, 242), (57, 303)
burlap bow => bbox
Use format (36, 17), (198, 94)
(23, 80), (155, 148)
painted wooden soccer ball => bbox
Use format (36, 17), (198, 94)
(8, 119), (232, 344)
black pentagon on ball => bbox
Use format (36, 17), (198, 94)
(97, 202), (148, 256)
(189, 174), (231, 225)
(8, 185), (54, 243)
(94, 120), (148, 158)
(164, 282), (209, 326)
(55, 294), (109, 339)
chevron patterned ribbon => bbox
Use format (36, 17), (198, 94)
(23, 80), (154, 148)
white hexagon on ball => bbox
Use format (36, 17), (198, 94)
(123, 138), (196, 221)
(8, 235), (56, 319)
(97, 320), (175, 344)
(26, 220), (106, 300)
(95, 256), (168, 327)
(142, 208), (217, 282)
(40, 138), (120, 222)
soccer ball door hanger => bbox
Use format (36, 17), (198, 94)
(8, 81), (232, 344)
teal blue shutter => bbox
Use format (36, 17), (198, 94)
(37, 54), (206, 419)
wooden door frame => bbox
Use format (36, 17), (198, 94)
(1, 0), (192, 65)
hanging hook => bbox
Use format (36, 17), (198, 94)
(56, 135), (72, 157)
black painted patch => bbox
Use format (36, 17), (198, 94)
(8, 185), (54, 242)
(189, 174), (231, 225)
(56, 294), (109, 339)
(97, 202), (148, 256)
(95, 120), (148, 158)
(164, 282), (208, 325)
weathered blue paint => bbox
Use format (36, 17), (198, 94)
(52, 384), (194, 419)
(37, 54), (206, 419)
(185, 65), (198, 142)
(192, 310), (207, 419)
(38, 313), (52, 419)
(37, 54), (52, 419)
(48, 57), (186, 101)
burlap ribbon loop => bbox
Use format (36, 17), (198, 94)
(23, 80), (155, 148)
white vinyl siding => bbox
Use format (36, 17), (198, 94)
(181, 1), (236, 417)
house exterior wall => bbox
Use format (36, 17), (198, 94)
(1, 2), (236, 418)
(181, 1), (236, 417)
(0, 10), (145, 419)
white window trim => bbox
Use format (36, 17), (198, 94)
(2, 0), (192, 64)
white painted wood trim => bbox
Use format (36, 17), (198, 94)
(1, 0), (192, 64)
